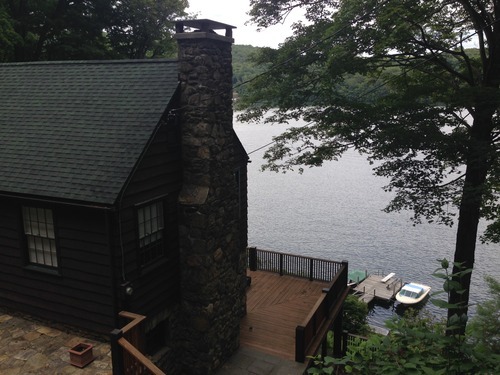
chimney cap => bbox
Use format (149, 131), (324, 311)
(175, 19), (236, 38)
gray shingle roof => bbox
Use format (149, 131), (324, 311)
(0, 59), (179, 205)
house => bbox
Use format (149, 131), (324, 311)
(0, 20), (248, 374)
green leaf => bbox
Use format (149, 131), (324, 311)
(307, 368), (322, 374)
(430, 299), (451, 308)
(443, 280), (462, 292)
(440, 258), (449, 269)
(431, 272), (448, 279)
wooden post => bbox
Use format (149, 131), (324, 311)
(279, 253), (284, 276)
(333, 306), (344, 357)
(295, 325), (305, 362)
(309, 258), (314, 281)
(321, 338), (328, 358)
(110, 329), (124, 375)
(248, 247), (257, 271)
(342, 330), (348, 355)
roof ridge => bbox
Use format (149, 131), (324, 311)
(0, 59), (178, 67)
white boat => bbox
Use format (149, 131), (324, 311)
(395, 283), (431, 305)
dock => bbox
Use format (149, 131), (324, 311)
(353, 273), (403, 304)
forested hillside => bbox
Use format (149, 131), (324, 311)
(232, 44), (266, 97)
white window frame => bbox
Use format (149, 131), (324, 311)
(137, 201), (165, 266)
(22, 207), (58, 268)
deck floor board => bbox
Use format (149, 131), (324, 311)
(353, 274), (402, 303)
(241, 270), (329, 361)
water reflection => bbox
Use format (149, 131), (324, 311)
(234, 115), (500, 327)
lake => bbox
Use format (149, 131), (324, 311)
(234, 115), (500, 327)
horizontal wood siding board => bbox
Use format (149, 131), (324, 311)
(0, 278), (112, 311)
(0, 288), (114, 329)
(57, 229), (108, 248)
(131, 164), (181, 183)
(61, 258), (111, 276)
(130, 267), (180, 311)
(0, 199), (117, 333)
(0, 254), (22, 267)
(59, 249), (109, 266)
(122, 177), (181, 202)
(112, 119), (181, 319)
(0, 236), (20, 251)
(0, 298), (114, 333)
(120, 122), (182, 206)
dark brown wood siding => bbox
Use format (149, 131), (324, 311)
(0, 198), (116, 333)
(113, 113), (182, 320)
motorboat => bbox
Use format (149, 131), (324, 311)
(395, 283), (431, 305)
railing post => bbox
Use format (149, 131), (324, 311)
(248, 247), (257, 271)
(279, 253), (284, 276)
(295, 325), (305, 362)
(342, 330), (348, 355)
(110, 329), (124, 375)
(309, 258), (314, 281)
(321, 338), (328, 358)
(333, 304), (344, 357)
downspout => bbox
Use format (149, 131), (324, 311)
(105, 209), (120, 327)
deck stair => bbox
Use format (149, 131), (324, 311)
(353, 273), (403, 304)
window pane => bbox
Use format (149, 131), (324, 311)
(22, 207), (57, 268)
(138, 201), (165, 267)
(32, 207), (40, 235)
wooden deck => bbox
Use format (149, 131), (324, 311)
(353, 274), (402, 303)
(240, 270), (330, 360)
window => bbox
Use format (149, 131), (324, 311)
(22, 207), (58, 267)
(138, 201), (164, 266)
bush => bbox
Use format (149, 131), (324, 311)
(342, 295), (370, 335)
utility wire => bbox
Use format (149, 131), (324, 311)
(171, 0), (390, 115)
(243, 17), (498, 156)
(174, 2), (497, 157)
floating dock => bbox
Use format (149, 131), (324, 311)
(353, 273), (403, 304)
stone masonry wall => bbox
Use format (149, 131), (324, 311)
(171, 33), (248, 374)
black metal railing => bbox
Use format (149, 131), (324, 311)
(247, 247), (345, 282)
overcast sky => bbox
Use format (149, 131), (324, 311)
(186, 0), (299, 47)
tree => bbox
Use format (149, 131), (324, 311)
(107, 0), (188, 59)
(0, 0), (187, 62)
(239, 0), (500, 333)
(467, 276), (500, 354)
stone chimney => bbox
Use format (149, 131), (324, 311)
(172, 20), (248, 374)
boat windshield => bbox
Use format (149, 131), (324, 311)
(400, 287), (423, 298)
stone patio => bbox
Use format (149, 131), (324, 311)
(0, 310), (112, 375)
(0, 307), (307, 375)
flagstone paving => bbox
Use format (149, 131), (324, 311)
(0, 308), (307, 374)
(0, 311), (112, 375)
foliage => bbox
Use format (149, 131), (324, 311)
(467, 276), (500, 354)
(0, 4), (19, 61)
(342, 294), (369, 335)
(232, 44), (267, 97)
(311, 310), (500, 374)
(431, 258), (471, 333)
(107, 0), (187, 59)
(332, 311), (500, 374)
(308, 355), (336, 374)
(308, 265), (500, 374)
(0, 0), (187, 61)
(241, 0), (500, 330)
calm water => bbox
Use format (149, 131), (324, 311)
(234, 115), (500, 327)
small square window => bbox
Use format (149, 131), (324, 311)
(22, 207), (58, 268)
(138, 201), (165, 266)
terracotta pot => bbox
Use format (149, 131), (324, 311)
(68, 343), (94, 368)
